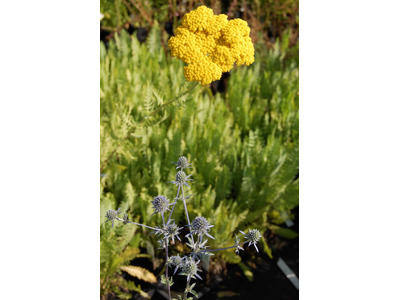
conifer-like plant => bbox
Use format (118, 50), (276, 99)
(106, 156), (262, 300)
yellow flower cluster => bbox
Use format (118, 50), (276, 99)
(168, 6), (255, 85)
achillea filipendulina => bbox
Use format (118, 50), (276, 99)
(168, 5), (255, 85)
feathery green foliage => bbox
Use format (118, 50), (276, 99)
(101, 28), (298, 297)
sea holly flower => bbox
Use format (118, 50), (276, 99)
(165, 219), (184, 244)
(170, 170), (193, 188)
(150, 195), (173, 217)
(240, 229), (262, 253)
(186, 216), (215, 240)
(168, 5), (255, 85)
(105, 208), (121, 228)
(172, 156), (192, 169)
(106, 155), (265, 299)
(153, 219), (184, 244)
(168, 254), (183, 275)
(179, 258), (202, 282)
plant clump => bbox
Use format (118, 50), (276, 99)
(106, 156), (263, 300)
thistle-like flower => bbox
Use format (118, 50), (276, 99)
(172, 156), (192, 170)
(165, 219), (184, 244)
(239, 229), (262, 253)
(105, 208), (121, 228)
(168, 254), (183, 274)
(150, 195), (173, 217)
(186, 216), (215, 240)
(170, 170), (193, 188)
(179, 258), (202, 282)
(152, 219), (183, 245)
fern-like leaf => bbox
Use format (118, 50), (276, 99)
(120, 266), (157, 283)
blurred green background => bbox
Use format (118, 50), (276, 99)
(100, 1), (299, 299)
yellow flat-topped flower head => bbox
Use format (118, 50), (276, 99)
(168, 5), (255, 85)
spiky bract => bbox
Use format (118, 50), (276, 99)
(234, 233), (244, 254)
(165, 219), (183, 244)
(122, 213), (130, 224)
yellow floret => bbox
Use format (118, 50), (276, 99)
(221, 19), (251, 45)
(205, 14), (228, 35)
(184, 57), (222, 85)
(168, 5), (254, 85)
(182, 6), (214, 32)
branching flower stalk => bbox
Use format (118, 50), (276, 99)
(105, 156), (262, 300)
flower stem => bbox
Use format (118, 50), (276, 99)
(117, 219), (164, 231)
(181, 187), (195, 247)
(182, 188), (191, 228)
(200, 242), (248, 252)
(167, 185), (180, 223)
(146, 81), (199, 119)
(184, 280), (190, 300)
(162, 212), (172, 300)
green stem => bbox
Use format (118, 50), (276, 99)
(146, 81), (199, 119)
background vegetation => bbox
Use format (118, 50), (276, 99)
(100, 0), (299, 48)
(100, 1), (299, 299)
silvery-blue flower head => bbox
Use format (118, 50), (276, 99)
(105, 208), (121, 228)
(239, 229), (262, 252)
(164, 219), (183, 244)
(172, 156), (192, 169)
(150, 195), (172, 216)
(179, 258), (202, 282)
(186, 216), (215, 240)
(170, 170), (193, 188)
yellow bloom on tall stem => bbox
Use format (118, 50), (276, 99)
(168, 6), (255, 86)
